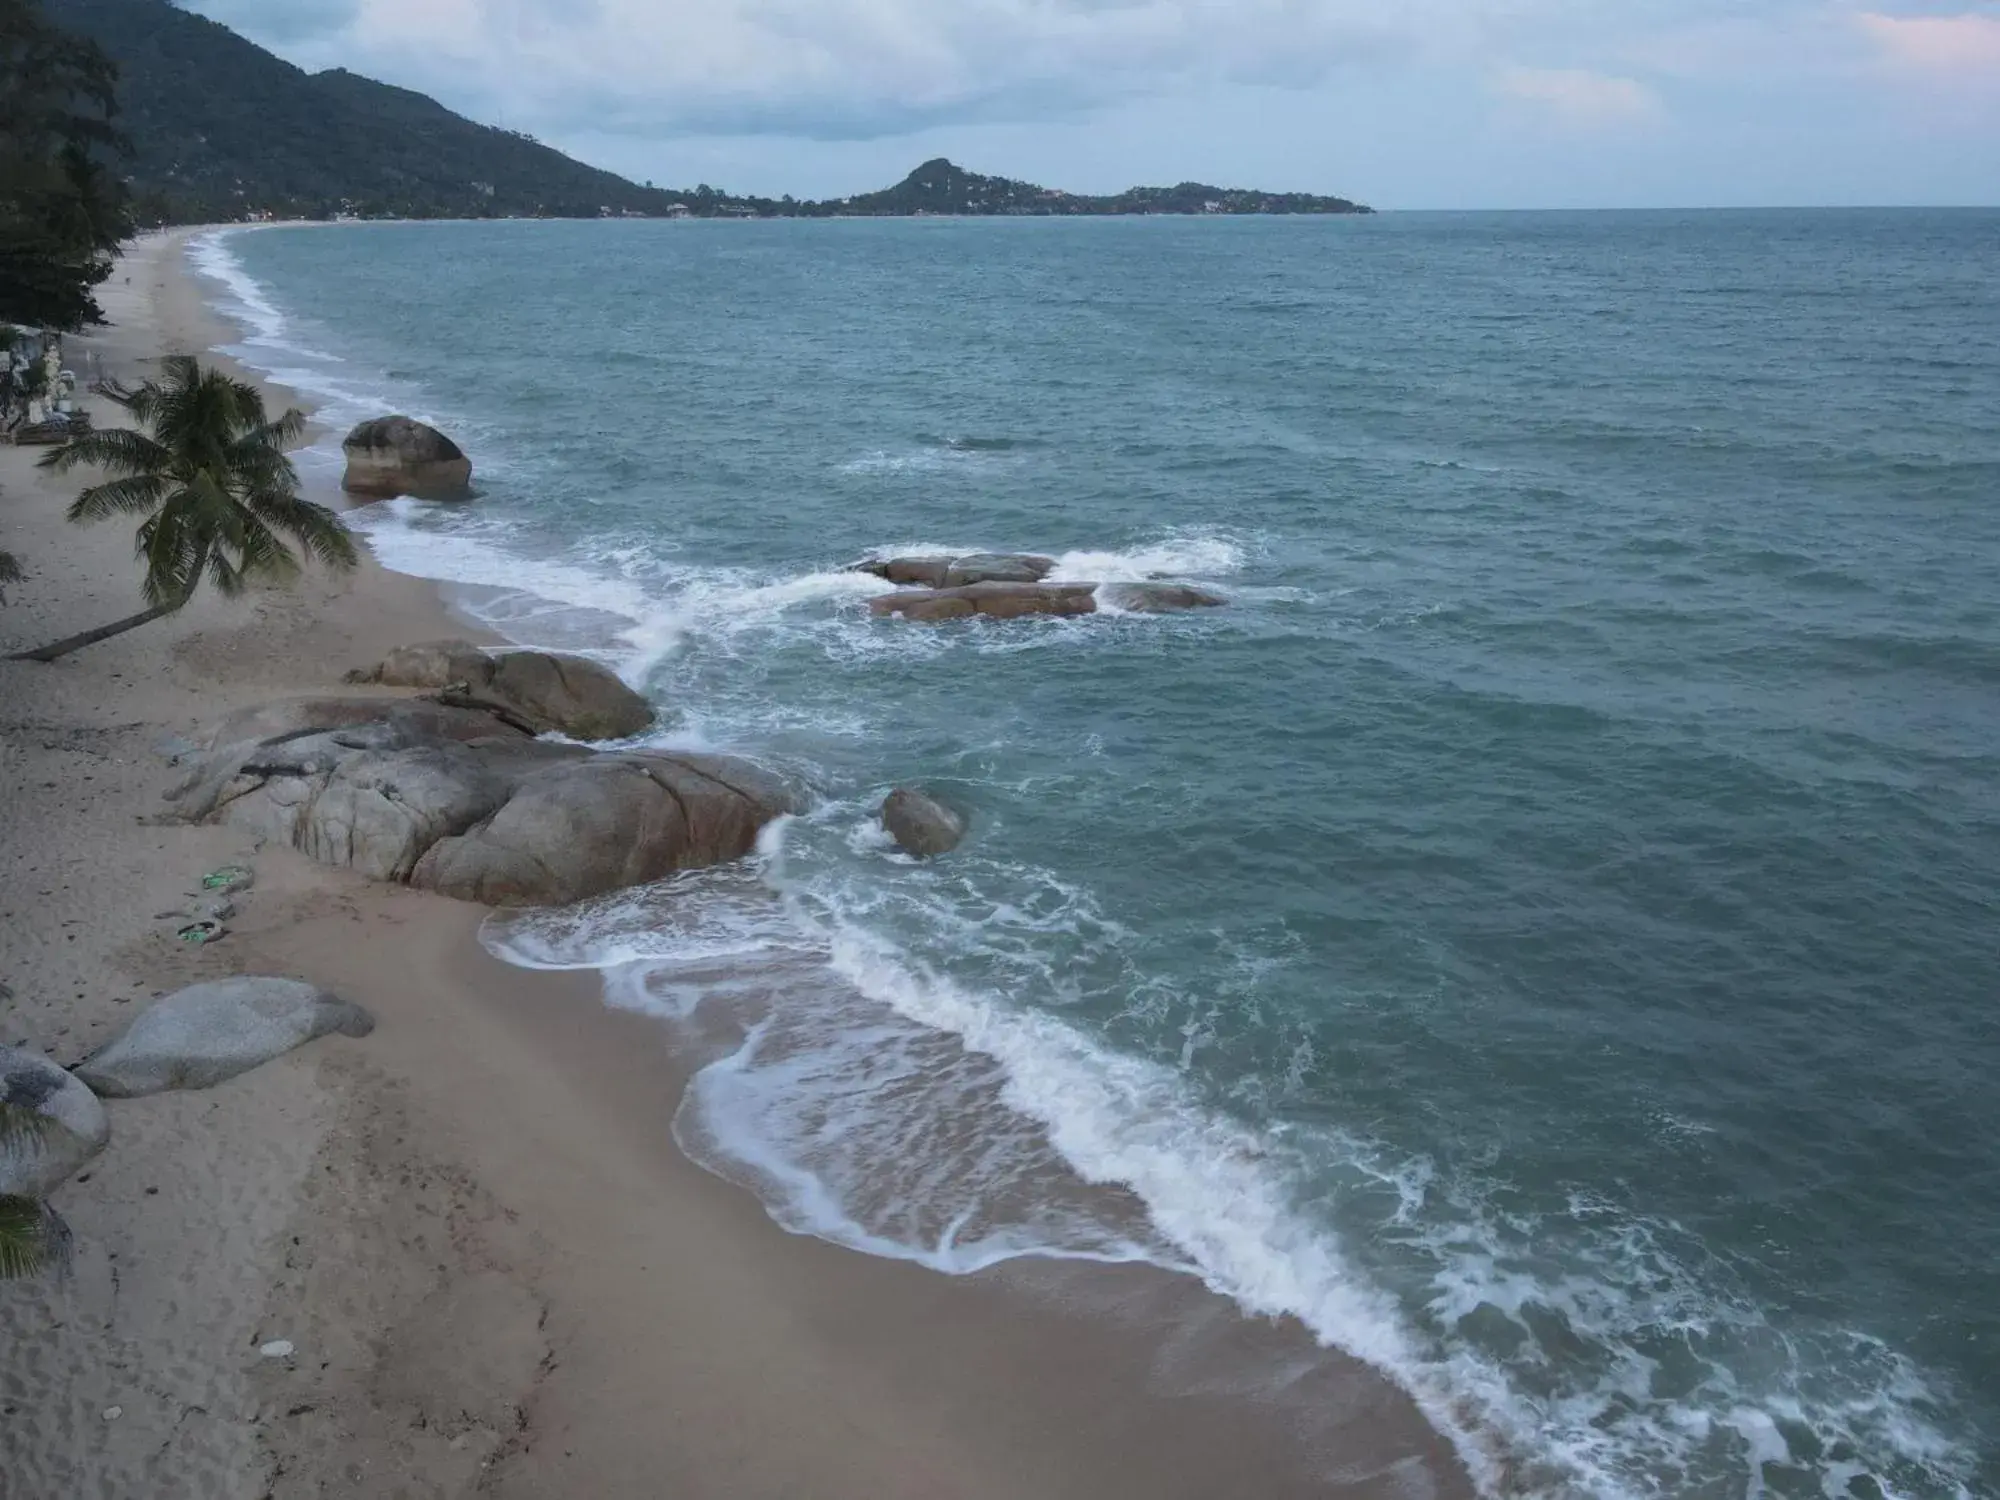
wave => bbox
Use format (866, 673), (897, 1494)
(483, 824), (1984, 1500)
(185, 228), (462, 478)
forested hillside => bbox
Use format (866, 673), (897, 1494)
(45, 0), (685, 220)
(44, 0), (1371, 222)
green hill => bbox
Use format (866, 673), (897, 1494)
(44, 0), (687, 220)
(835, 158), (1367, 217)
(45, 0), (1370, 221)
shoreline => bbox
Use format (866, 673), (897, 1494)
(0, 230), (1477, 1496)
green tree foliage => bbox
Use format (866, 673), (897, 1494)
(0, 1102), (72, 1281)
(48, 0), (696, 222)
(0, 0), (130, 328)
(9, 354), (357, 661)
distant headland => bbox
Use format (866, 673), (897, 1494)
(47, 0), (1371, 224)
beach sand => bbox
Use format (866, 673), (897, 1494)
(0, 230), (1477, 1499)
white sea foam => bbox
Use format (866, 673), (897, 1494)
(187, 227), (291, 348)
(1045, 531), (1248, 583)
(483, 820), (1983, 1500)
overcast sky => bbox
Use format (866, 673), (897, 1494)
(186, 1), (1999, 208)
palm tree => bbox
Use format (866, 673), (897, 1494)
(0, 1102), (72, 1281)
(7, 354), (358, 662)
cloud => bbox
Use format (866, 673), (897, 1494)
(1856, 11), (2000, 72)
(1493, 66), (1664, 126)
(186, 0), (1498, 139)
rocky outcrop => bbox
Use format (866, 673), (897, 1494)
(1098, 582), (1228, 613)
(76, 979), (375, 1098)
(869, 580), (1228, 622)
(346, 640), (655, 741)
(944, 554), (1057, 586)
(855, 555), (954, 588)
(164, 697), (794, 908)
(869, 581), (1101, 622)
(881, 788), (966, 858)
(0, 1046), (108, 1197)
(412, 752), (794, 906)
(341, 415), (473, 499)
(852, 553), (1056, 589)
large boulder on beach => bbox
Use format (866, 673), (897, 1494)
(852, 553), (1056, 589)
(341, 415), (473, 499)
(76, 979), (375, 1099)
(163, 698), (794, 908)
(346, 640), (655, 741)
(869, 581), (1100, 622)
(0, 1045), (108, 1197)
(881, 788), (966, 858)
(411, 752), (795, 907)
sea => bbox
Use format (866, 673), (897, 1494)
(188, 210), (2000, 1500)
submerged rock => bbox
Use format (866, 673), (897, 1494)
(76, 979), (374, 1098)
(164, 697), (793, 908)
(881, 788), (967, 858)
(341, 415), (473, 499)
(869, 581), (1101, 622)
(0, 1045), (108, 1197)
(346, 640), (655, 741)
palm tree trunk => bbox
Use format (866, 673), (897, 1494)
(6, 596), (184, 662)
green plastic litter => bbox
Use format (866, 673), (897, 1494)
(176, 920), (226, 945)
(200, 865), (253, 892)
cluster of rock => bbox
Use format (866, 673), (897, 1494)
(344, 638), (655, 741)
(164, 643), (794, 909)
(340, 415), (473, 500)
(851, 553), (1227, 623)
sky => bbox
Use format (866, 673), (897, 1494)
(184, 1), (2000, 208)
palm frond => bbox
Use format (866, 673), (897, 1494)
(0, 1195), (74, 1280)
(0, 549), (23, 595)
(244, 491), (359, 572)
(236, 406), (307, 455)
(116, 374), (164, 426)
(41, 427), (171, 479)
(135, 505), (205, 608)
(0, 1100), (54, 1154)
(67, 473), (171, 525)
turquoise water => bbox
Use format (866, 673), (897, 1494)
(197, 212), (2000, 1499)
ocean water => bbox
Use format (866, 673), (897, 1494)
(191, 211), (2000, 1499)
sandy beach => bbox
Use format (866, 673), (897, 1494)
(0, 230), (1476, 1499)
